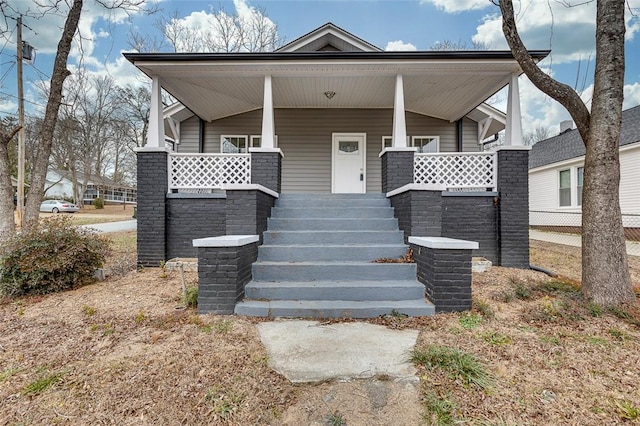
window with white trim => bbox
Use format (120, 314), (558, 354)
(221, 135), (248, 153)
(411, 136), (439, 153)
(559, 169), (571, 207)
(382, 136), (410, 150)
(250, 135), (278, 148)
(577, 166), (584, 206)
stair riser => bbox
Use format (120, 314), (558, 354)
(276, 199), (390, 208)
(234, 301), (435, 318)
(253, 263), (417, 281)
(258, 245), (408, 262)
(267, 218), (399, 231)
(245, 283), (424, 301)
(263, 231), (404, 245)
(271, 208), (394, 219)
(278, 194), (386, 200)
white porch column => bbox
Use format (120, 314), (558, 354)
(504, 74), (523, 146)
(392, 74), (408, 148)
(146, 76), (164, 148)
(261, 75), (275, 148)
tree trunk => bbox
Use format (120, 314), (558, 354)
(23, 0), (83, 229)
(581, 0), (634, 305)
(499, 0), (635, 306)
(0, 126), (21, 243)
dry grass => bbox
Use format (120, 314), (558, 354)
(0, 239), (639, 425)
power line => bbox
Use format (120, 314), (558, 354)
(0, 90), (46, 109)
(0, 61), (15, 85)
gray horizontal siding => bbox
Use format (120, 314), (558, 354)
(176, 116), (200, 153)
(178, 108), (480, 193)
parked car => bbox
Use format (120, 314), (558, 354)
(39, 200), (80, 213)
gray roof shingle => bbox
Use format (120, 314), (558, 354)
(529, 104), (640, 169)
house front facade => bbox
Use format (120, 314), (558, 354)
(529, 105), (640, 237)
(126, 23), (545, 315)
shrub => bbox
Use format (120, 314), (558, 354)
(0, 216), (110, 297)
(184, 286), (198, 307)
(93, 197), (104, 209)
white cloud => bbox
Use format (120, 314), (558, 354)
(420, 0), (491, 13)
(385, 40), (417, 51)
(623, 83), (640, 109)
(471, 1), (640, 63)
(0, 99), (17, 115)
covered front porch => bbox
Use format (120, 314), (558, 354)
(127, 50), (537, 195)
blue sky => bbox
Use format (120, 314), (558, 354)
(2, 0), (640, 135)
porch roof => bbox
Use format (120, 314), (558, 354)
(124, 50), (549, 123)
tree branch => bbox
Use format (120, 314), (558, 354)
(499, 0), (591, 142)
(0, 125), (21, 147)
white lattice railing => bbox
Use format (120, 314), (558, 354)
(414, 152), (496, 190)
(168, 153), (251, 190)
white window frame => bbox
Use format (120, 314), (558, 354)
(576, 166), (584, 207)
(558, 168), (572, 207)
(221, 135), (249, 153)
(382, 136), (410, 150)
(411, 136), (440, 153)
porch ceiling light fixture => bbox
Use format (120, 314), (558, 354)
(324, 90), (336, 100)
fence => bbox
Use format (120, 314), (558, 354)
(414, 152), (496, 190)
(168, 153), (251, 191)
(529, 210), (640, 257)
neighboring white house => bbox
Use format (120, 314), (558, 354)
(529, 104), (640, 232)
(45, 169), (137, 204)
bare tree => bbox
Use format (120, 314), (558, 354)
(430, 38), (489, 51)
(14, 0), (153, 228)
(498, 0), (635, 306)
(523, 125), (550, 146)
(139, 4), (283, 53)
(0, 119), (20, 242)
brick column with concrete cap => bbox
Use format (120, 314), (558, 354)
(409, 236), (478, 313)
(250, 148), (282, 193)
(496, 147), (530, 268)
(193, 235), (259, 314)
(380, 148), (417, 193)
(136, 147), (169, 266)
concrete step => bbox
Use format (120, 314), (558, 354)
(263, 230), (404, 245)
(234, 299), (435, 318)
(276, 198), (390, 208)
(267, 217), (399, 231)
(278, 193), (386, 200)
(245, 280), (425, 301)
(258, 244), (409, 262)
(271, 207), (395, 219)
(252, 261), (417, 282)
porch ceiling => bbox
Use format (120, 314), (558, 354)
(126, 52), (548, 123)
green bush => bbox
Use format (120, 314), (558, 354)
(0, 216), (110, 297)
(93, 197), (104, 209)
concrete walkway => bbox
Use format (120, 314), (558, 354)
(257, 320), (419, 383)
(80, 220), (137, 233)
(530, 229), (640, 257)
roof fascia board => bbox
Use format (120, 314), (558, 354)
(276, 22), (382, 52)
(529, 141), (640, 172)
(124, 50), (550, 63)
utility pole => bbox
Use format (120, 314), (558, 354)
(16, 15), (26, 228)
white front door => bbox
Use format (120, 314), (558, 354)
(331, 133), (366, 193)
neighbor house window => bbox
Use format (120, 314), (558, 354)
(559, 169), (571, 207)
(577, 166), (584, 206)
(411, 136), (439, 153)
(221, 135), (248, 153)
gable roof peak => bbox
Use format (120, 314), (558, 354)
(276, 22), (382, 53)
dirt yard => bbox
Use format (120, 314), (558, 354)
(0, 237), (638, 425)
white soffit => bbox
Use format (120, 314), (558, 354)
(142, 60), (522, 122)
